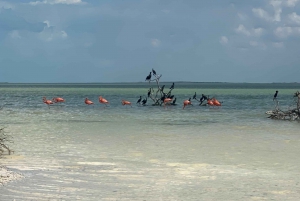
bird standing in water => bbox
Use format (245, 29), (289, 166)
(99, 96), (109, 107)
(122, 100), (132, 107)
(192, 92), (197, 100)
(52, 97), (65, 103)
(199, 94), (208, 105)
(171, 97), (177, 105)
(142, 98), (147, 106)
(136, 96), (142, 104)
(183, 98), (192, 109)
(273, 90), (278, 101)
(43, 97), (53, 108)
(85, 98), (94, 105)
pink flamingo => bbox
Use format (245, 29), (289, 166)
(52, 97), (65, 103)
(163, 98), (172, 108)
(85, 98), (94, 105)
(183, 98), (192, 109)
(43, 97), (53, 108)
(212, 98), (221, 106)
(122, 100), (132, 107)
(207, 98), (214, 106)
(99, 96), (109, 107)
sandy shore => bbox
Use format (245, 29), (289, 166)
(0, 165), (24, 186)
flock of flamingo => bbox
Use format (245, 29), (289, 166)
(42, 95), (222, 109)
(42, 69), (223, 109)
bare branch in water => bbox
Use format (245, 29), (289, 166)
(0, 128), (14, 157)
(266, 91), (300, 121)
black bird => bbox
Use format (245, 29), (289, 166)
(273, 90), (278, 101)
(142, 98), (147, 105)
(152, 68), (157, 76)
(147, 88), (151, 97)
(136, 96), (142, 104)
(170, 82), (174, 90)
(193, 92), (197, 99)
(172, 97), (177, 104)
(200, 94), (208, 103)
(145, 72), (152, 82)
(188, 97), (191, 102)
(160, 94), (166, 101)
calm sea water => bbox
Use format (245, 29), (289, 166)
(0, 83), (300, 200)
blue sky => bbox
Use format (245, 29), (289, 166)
(0, 0), (299, 83)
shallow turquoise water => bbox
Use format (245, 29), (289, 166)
(0, 83), (300, 200)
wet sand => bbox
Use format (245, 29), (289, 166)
(0, 165), (23, 186)
(1, 129), (300, 201)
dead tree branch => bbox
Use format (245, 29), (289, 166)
(0, 128), (14, 157)
(266, 91), (300, 121)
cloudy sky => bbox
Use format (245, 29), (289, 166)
(0, 0), (299, 83)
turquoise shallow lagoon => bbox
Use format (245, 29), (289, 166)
(0, 83), (300, 200)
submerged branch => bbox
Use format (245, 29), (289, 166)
(266, 91), (300, 121)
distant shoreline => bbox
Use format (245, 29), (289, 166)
(0, 82), (299, 84)
(0, 82), (299, 90)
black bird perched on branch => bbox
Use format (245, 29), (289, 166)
(152, 68), (157, 76)
(161, 85), (165, 92)
(170, 82), (174, 90)
(160, 94), (166, 101)
(273, 90), (278, 101)
(142, 98), (147, 105)
(147, 88), (152, 97)
(136, 96), (142, 104)
(145, 72), (152, 82)
(193, 92), (197, 99)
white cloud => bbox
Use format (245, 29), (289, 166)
(274, 26), (300, 38)
(252, 8), (273, 21)
(253, 28), (264, 37)
(288, 12), (300, 24)
(0, 1), (14, 9)
(39, 21), (68, 41)
(235, 25), (264, 37)
(219, 36), (228, 45)
(151, 39), (160, 47)
(253, 0), (290, 22)
(29, 0), (85, 5)
(9, 30), (21, 39)
(237, 13), (247, 21)
(236, 24), (251, 36)
(249, 41), (267, 49)
(61, 31), (68, 38)
(285, 0), (299, 7)
(272, 42), (284, 48)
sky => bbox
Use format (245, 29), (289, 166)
(0, 0), (300, 83)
